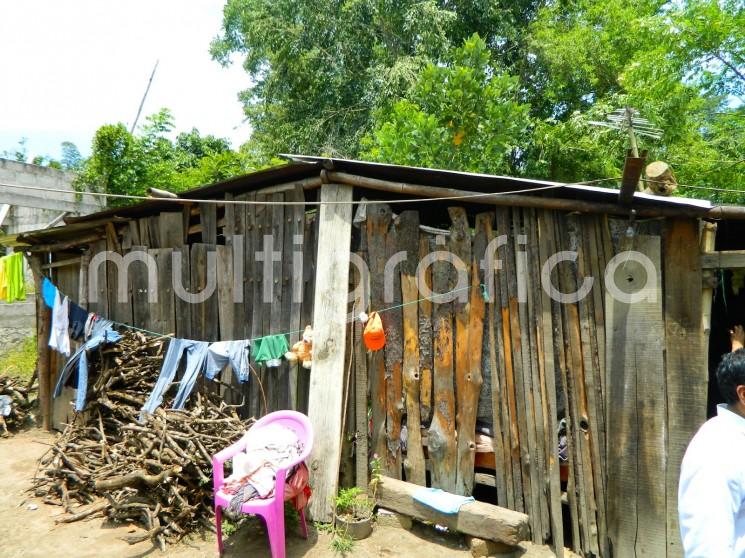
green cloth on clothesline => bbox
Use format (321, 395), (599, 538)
(253, 334), (289, 367)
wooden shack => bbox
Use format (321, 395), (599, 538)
(7, 155), (745, 558)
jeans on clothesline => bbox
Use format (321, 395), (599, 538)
(53, 320), (120, 412)
(204, 340), (251, 383)
(140, 338), (209, 420)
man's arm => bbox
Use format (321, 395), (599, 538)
(679, 457), (741, 557)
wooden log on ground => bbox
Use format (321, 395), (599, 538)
(374, 475), (530, 546)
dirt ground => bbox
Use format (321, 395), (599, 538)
(0, 429), (567, 557)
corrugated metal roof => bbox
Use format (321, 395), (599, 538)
(5, 155), (721, 248)
(284, 154), (714, 210)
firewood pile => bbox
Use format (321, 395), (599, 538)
(0, 374), (35, 435)
(32, 330), (253, 549)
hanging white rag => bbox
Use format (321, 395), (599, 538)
(49, 291), (71, 356)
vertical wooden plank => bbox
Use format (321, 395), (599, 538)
(200, 203), (217, 245)
(217, 244), (235, 340)
(249, 194), (267, 416)
(523, 209), (551, 543)
(273, 192), (291, 410)
(147, 216), (161, 248)
(306, 183), (354, 522)
(259, 193), (281, 410)
(159, 212), (185, 248)
(287, 185), (306, 410)
(384, 215), (404, 479)
(353, 251), (370, 490)
(536, 210), (565, 558)
(88, 239), (108, 316)
(484, 212), (510, 508)
(495, 207), (522, 512)
(606, 234), (665, 558)
(448, 207), (476, 496)
(574, 216), (609, 557)
(664, 219), (704, 558)
(502, 208), (532, 515)
(399, 211), (426, 486)
(557, 215), (597, 556)
(428, 233), (457, 492)
(130, 245), (151, 329)
(174, 245), (192, 338)
(149, 248), (174, 336)
(298, 211), (318, 415)
(107, 242), (132, 325)
(418, 234), (434, 425)
(190, 243), (219, 342)
(138, 217), (151, 247)
(366, 204), (391, 467)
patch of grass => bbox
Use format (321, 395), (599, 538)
(315, 521), (334, 534)
(0, 335), (36, 381)
(222, 519), (238, 537)
(329, 531), (355, 555)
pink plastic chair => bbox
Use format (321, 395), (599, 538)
(212, 410), (314, 558)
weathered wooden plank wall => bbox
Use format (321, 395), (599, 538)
(49, 187), (318, 422)
(358, 205), (704, 557)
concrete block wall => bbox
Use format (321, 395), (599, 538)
(0, 158), (102, 236)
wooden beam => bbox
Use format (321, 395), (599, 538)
(306, 183), (354, 522)
(618, 150), (647, 204)
(15, 232), (104, 253)
(327, 171), (745, 220)
(41, 256), (82, 270)
(700, 249), (745, 269)
(375, 475), (530, 546)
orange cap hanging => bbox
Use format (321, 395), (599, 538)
(363, 311), (386, 351)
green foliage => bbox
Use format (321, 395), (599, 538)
(335, 486), (365, 515)
(213, 0), (744, 201)
(330, 531), (355, 555)
(1, 138), (28, 163)
(362, 35), (531, 175)
(0, 336), (37, 381)
(60, 142), (83, 171)
(75, 108), (255, 204)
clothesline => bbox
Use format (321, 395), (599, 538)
(43, 275), (484, 344)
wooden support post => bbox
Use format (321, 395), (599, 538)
(701, 223), (717, 338)
(29, 254), (52, 430)
(307, 183), (354, 522)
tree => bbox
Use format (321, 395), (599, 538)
(60, 142), (83, 171)
(362, 35), (531, 175)
(75, 108), (255, 205)
(212, 0), (744, 201)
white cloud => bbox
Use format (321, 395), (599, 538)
(0, 0), (250, 159)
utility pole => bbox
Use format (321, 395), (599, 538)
(130, 60), (159, 134)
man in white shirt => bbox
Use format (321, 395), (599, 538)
(679, 326), (745, 557)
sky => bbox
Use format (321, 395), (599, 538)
(0, 1), (250, 161)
